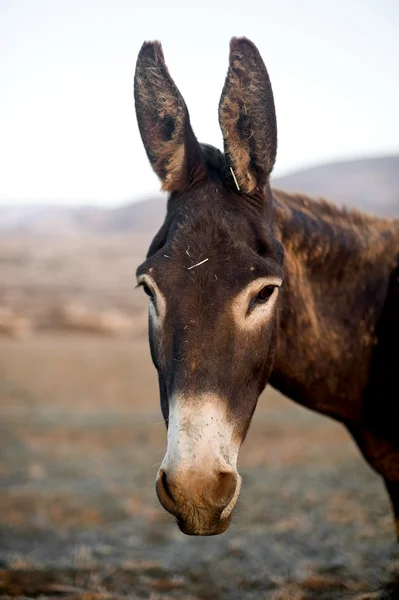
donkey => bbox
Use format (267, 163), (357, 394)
(134, 37), (399, 537)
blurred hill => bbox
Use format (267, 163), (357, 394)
(0, 199), (163, 236)
(273, 155), (399, 217)
(1, 155), (398, 238)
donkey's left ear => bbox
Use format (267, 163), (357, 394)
(134, 41), (203, 193)
(219, 37), (277, 194)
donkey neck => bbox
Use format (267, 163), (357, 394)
(270, 189), (399, 423)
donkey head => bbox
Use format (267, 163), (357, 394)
(135, 38), (283, 535)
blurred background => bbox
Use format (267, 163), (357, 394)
(0, 1), (398, 598)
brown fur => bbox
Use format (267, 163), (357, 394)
(135, 37), (399, 539)
(271, 191), (399, 537)
(271, 189), (399, 420)
(272, 189), (398, 420)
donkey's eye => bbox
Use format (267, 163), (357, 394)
(142, 283), (154, 300)
(255, 285), (276, 304)
(247, 284), (277, 315)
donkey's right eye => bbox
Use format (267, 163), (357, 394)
(142, 283), (154, 300)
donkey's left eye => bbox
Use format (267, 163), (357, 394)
(247, 285), (277, 314)
(255, 285), (276, 304)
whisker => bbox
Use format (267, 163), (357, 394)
(230, 167), (241, 191)
(187, 258), (209, 270)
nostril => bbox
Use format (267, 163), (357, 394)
(161, 470), (174, 502)
(213, 470), (237, 509)
(156, 469), (179, 517)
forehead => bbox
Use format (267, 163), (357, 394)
(137, 183), (283, 291)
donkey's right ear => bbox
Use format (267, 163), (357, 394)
(134, 41), (203, 193)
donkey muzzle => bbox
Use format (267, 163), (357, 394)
(156, 465), (241, 535)
(157, 393), (243, 534)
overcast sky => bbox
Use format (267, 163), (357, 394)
(1, 0), (398, 206)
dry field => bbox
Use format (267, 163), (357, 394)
(0, 233), (150, 335)
(0, 334), (398, 600)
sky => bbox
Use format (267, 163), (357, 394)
(0, 0), (398, 206)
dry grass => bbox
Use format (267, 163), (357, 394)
(0, 233), (149, 335)
(0, 306), (32, 338)
(0, 335), (398, 599)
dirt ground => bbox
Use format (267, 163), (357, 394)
(0, 335), (398, 600)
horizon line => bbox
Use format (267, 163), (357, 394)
(1, 151), (398, 208)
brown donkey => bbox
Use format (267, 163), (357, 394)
(134, 37), (399, 537)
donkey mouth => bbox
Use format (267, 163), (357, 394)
(176, 515), (232, 536)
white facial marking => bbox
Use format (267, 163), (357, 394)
(161, 393), (241, 473)
(231, 276), (282, 330)
(137, 274), (166, 327)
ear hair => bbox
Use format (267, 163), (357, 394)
(134, 41), (203, 192)
(219, 37), (277, 195)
